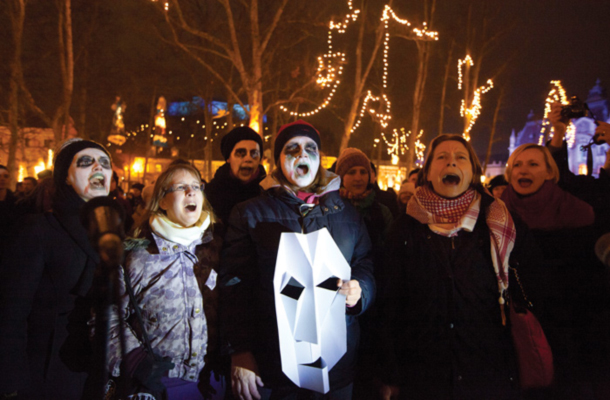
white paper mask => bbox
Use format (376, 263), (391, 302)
(273, 228), (351, 393)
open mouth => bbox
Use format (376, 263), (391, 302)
(185, 203), (197, 212)
(296, 163), (309, 176)
(89, 173), (106, 189)
(518, 178), (533, 188)
(239, 167), (253, 175)
(442, 174), (461, 185)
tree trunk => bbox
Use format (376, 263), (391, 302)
(204, 95), (214, 182)
(438, 39), (455, 135)
(53, 0), (74, 143)
(7, 0), (26, 189)
(340, 97), (362, 152)
(247, 85), (263, 135)
(338, 1), (384, 153)
(484, 89), (504, 173)
(78, 50), (88, 139)
(407, 39), (431, 170)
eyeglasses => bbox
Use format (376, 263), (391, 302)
(164, 183), (205, 194)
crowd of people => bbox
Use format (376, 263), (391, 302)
(0, 103), (610, 400)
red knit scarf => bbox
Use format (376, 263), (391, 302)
(408, 186), (517, 321)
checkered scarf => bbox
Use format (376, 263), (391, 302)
(408, 186), (517, 316)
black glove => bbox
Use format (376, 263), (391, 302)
(133, 353), (175, 392)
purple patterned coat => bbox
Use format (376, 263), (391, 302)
(107, 232), (211, 382)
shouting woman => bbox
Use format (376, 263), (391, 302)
(107, 163), (220, 399)
(379, 134), (524, 400)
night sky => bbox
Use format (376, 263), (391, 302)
(2, 0), (610, 165)
(404, 0), (610, 162)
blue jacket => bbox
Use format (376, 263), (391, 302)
(219, 174), (375, 390)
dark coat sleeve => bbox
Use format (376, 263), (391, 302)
(346, 212), (375, 316)
(0, 217), (47, 393)
(218, 204), (259, 355)
(548, 140), (610, 231)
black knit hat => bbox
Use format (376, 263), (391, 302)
(274, 120), (321, 162)
(221, 127), (263, 161)
(53, 138), (110, 189)
(488, 174), (508, 191)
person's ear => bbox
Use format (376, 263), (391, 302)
(159, 197), (168, 211)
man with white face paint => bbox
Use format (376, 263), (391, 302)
(0, 139), (113, 399)
(219, 120), (375, 400)
(205, 126), (266, 229)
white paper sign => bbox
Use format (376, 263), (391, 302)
(273, 228), (351, 393)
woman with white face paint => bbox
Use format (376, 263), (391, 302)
(0, 139), (113, 399)
(379, 134), (526, 399)
(107, 164), (222, 399)
(219, 120), (375, 400)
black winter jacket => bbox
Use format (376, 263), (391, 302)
(0, 190), (98, 399)
(380, 193), (521, 400)
(219, 183), (375, 391)
(205, 163), (266, 228)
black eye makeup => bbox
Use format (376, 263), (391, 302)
(76, 155), (111, 169)
(284, 144), (301, 156)
(305, 144), (318, 156)
(234, 149), (247, 158)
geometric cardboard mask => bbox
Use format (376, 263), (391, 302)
(274, 228), (351, 393)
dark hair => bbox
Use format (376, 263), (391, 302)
(417, 134), (484, 191)
(23, 177), (37, 186)
(0, 164), (7, 172)
(169, 158), (192, 167)
(408, 168), (421, 178)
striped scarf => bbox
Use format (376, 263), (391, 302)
(407, 186), (517, 322)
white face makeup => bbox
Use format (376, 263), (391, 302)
(159, 169), (204, 227)
(227, 140), (261, 183)
(342, 166), (369, 196)
(510, 148), (553, 196)
(65, 148), (112, 201)
(280, 137), (320, 189)
(426, 140), (473, 199)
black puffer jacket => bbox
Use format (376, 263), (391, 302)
(219, 176), (375, 391)
(379, 193), (524, 400)
(205, 163), (266, 227)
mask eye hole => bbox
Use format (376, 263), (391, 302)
(317, 276), (339, 291)
(281, 277), (304, 300)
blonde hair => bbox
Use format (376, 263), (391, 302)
(505, 144), (560, 185)
(133, 164), (216, 237)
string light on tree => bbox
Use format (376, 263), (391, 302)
(457, 55), (493, 141)
(351, 4), (437, 135)
(460, 79), (493, 140)
(538, 80), (569, 145)
(457, 56), (472, 90)
(280, 0), (437, 122)
(376, 127), (425, 167)
(413, 130), (426, 166)
(351, 91), (392, 134)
